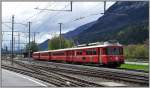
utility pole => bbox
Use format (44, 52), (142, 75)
(10, 40), (11, 56)
(28, 21), (31, 62)
(104, 1), (106, 14)
(11, 15), (14, 65)
(58, 23), (62, 49)
(34, 32), (36, 43)
(14, 37), (15, 54)
(18, 33), (20, 55)
(5, 46), (8, 53)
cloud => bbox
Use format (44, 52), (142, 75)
(2, 1), (115, 49)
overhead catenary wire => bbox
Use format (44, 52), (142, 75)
(33, 2), (104, 42)
(22, 2), (54, 23)
(35, 1), (72, 12)
(34, 2), (72, 33)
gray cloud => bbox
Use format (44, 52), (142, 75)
(2, 2), (115, 49)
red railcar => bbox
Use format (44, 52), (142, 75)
(32, 51), (50, 61)
(32, 42), (124, 67)
(32, 52), (40, 60)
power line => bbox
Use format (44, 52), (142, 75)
(22, 2), (55, 22)
(2, 31), (39, 34)
(2, 23), (12, 29)
(35, 1), (72, 12)
(2, 21), (27, 26)
(64, 1), (127, 26)
(35, 2), (72, 33)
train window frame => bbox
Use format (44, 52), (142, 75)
(86, 49), (97, 55)
(93, 49), (97, 55)
(76, 50), (82, 55)
(41, 53), (48, 56)
(86, 50), (92, 55)
(52, 52), (65, 56)
(105, 47), (123, 55)
(119, 47), (123, 55)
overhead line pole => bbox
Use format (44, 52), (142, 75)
(104, 1), (106, 14)
(34, 32), (36, 43)
(58, 23), (62, 49)
(18, 33), (20, 55)
(70, 1), (72, 11)
(14, 37), (15, 53)
(28, 22), (31, 62)
(11, 15), (14, 65)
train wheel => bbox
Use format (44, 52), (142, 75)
(110, 64), (121, 68)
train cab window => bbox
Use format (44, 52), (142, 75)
(105, 47), (122, 55)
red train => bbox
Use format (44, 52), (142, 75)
(32, 42), (124, 67)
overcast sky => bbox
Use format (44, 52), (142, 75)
(2, 2), (115, 50)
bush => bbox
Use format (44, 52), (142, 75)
(25, 41), (39, 52)
(124, 44), (149, 61)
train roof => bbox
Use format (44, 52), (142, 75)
(33, 50), (51, 53)
(35, 42), (123, 53)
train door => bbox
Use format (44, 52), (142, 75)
(98, 48), (102, 64)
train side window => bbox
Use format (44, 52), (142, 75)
(86, 49), (95, 55)
(77, 50), (82, 55)
(79, 51), (82, 55)
(93, 49), (97, 55)
(86, 50), (90, 55)
(86, 50), (88, 55)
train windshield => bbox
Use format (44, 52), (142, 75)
(105, 47), (123, 55)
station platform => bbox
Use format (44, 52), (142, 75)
(125, 61), (149, 65)
(1, 69), (51, 88)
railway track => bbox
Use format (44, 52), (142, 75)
(17, 60), (149, 86)
(2, 62), (104, 87)
(2, 59), (149, 86)
(17, 58), (149, 73)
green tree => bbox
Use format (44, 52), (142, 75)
(48, 35), (74, 50)
(124, 44), (148, 61)
(25, 41), (39, 52)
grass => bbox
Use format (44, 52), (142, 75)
(119, 64), (149, 72)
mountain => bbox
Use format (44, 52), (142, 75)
(38, 39), (49, 51)
(63, 1), (149, 45)
(63, 21), (97, 39)
(39, 1), (149, 50)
